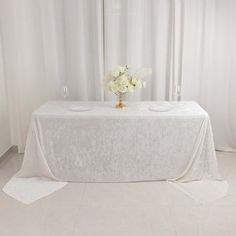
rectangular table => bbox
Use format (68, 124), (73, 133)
(4, 101), (227, 204)
(20, 101), (220, 182)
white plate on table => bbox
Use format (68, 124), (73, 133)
(149, 104), (173, 112)
(68, 106), (91, 112)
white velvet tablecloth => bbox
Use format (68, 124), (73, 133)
(3, 101), (228, 204)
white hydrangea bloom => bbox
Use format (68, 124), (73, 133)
(109, 80), (118, 93)
(118, 84), (128, 93)
(119, 75), (129, 85)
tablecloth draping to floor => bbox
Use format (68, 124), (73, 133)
(3, 101), (228, 204)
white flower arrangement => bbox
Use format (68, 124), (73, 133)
(105, 65), (147, 94)
(105, 65), (151, 108)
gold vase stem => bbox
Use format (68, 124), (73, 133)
(116, 93), (126, 109)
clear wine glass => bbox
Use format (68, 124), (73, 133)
(174, 84), (181, 101)
(61, 85), (69, 100)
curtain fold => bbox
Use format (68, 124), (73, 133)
(62, 0), (104, 100)
(0, 32), (11, 155)
(104, 0), (171, 101)
(0, 0), (62, 152)
(180, 0), (236, 151)
(0, 0), (235, 152)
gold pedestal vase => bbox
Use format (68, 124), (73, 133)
(115, 92), (126, 109)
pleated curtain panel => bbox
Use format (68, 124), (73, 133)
(0, 0), (235, 153)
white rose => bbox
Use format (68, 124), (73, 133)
(118, 66), (126, 73)
(127, 83), (134, 92)
(112, 69), (120, 78)
(131, 77), (138, 85)
(142, 81), (147, 88)
(136, 80), (142, 88)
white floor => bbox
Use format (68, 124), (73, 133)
(0, 151), (236, 236)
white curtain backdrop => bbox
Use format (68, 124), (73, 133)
(180, 0), (236, 151)
(104, 0), (171, 101)
(0, 0), (235, 152)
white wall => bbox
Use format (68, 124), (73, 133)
(0, 35), (11, 156)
